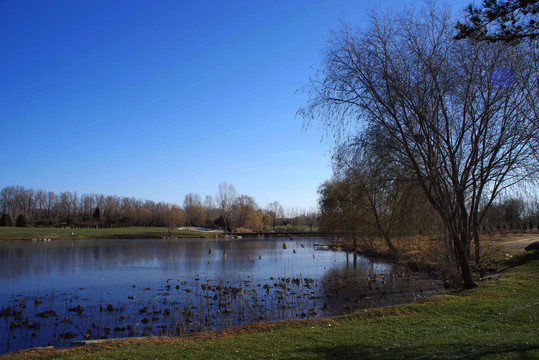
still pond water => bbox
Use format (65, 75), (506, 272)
(0, 237), (445, 354)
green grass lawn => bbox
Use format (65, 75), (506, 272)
(0, 226), (222, 240)
(3, 253), (537, 359)
(273, 224), (319, 232)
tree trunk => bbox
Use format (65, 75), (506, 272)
(472, 216), (481, 266)
(452, 232), (476, 289)
(383, 233), (399, 258)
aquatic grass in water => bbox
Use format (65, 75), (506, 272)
(0, 238), (445, 353)
(1, 271), (444, 353)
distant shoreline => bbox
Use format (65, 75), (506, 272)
(0, 226), (222, 241)
(0, 227), (323, 241)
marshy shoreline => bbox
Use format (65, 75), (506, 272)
(2, 251), (537, 360)
(0, 236), (449, 355)
(2, 232), (535, 357)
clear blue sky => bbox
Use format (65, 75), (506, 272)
(0, 0), (470, 210)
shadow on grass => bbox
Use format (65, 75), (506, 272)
(463, 345), (539, 360)
(286, 343), (539, 360)
(505, 251), (539, 269)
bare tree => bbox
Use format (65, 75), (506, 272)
(103, 196), (121, 225)
(163, 205), (186, 237)
(318, 177), (367, 248)
(289, 207), (304, 230)
(300, 5), (539, 288)
(216, 182), (237, 233)
(183, 193), (206, 226)
(233, 195), (260, 231)
(69, 192), (79, 217)
(266, 201), (284, 230)
(184, 193), (202, 209)
(25, 188), (36, 218)
(0, 184), (289, 233)
(136, 207), (152, 226)
(46, 191), (57, 219)
(35, 189), (48, 218)
(0, 186), (15, 216)
(13, 186), (27, 218)
(94, 194), (104, 211)
(456, 0), (539, 42)
(58, 192), (71, 217)
(304, 207), (319, 231)
(330, 133), (436, 257)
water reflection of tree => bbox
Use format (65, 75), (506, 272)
(319, 254), (446, 316)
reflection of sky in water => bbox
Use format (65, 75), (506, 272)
(1, 239), (443, 354)
(0, 238), (393, 303)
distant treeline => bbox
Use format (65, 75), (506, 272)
(0, 184), (319, 233)
(477, 198), (539, 231)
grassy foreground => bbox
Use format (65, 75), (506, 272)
(2, 253), (537, 360)
(0, 226), (222, 240)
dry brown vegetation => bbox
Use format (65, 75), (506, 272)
(336, 231), (539, 287)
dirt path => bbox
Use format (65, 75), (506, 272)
(496, 235), (539, 249)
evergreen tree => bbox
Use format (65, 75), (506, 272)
(92, 207), (101, 221)
(15, 214), (27, 227)
(0, 213), (12, 226)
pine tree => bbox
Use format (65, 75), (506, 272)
(15, 214), (27, 227)
(92, 207), (101, 221)
(0, 213), (12, 226)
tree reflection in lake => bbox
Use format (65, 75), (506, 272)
(0, 238), (446, 354)
(321, 252), (445, 315)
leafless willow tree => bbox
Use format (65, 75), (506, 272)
(233, 194), (261, 231)
(164, 205), (186, 237)
(300, 5), (539, 288)
(318, 176), (368, 247)
(183, 193), (206, 227)
(330, 135), (431, 257)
